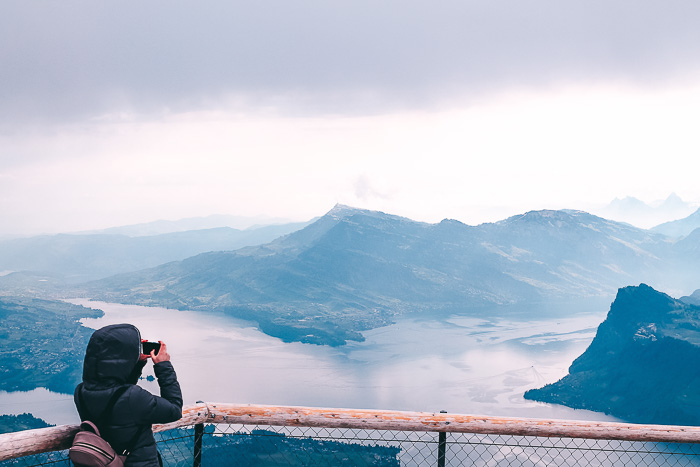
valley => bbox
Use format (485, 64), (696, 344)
(1, 205), (699, 431)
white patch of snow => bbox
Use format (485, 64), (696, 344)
(608, 236), (659, 259)
(581, 223), (601, 232)
(481, 242), (519, 262)
(603, 263), (628, 275)
(503, 272), (559, 290)
(510, 246), (532, 258)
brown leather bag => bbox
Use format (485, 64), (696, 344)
(69, 420), (126, 467)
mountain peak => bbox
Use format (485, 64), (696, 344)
(681, 289), (700, 306)
(498, 209), (592, 225)
(606, 283), (676, 323)
(608, 196), (648, 210)
(324, 204), (419, 225)
(656, 192), (688, 210)
(327, 204), (364, 219)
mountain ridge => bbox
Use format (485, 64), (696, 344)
(597, 193), (698, 229)
(73, 213), (298, 237)
(653, 207), (700, 238)
(83, 206), (700, 345)
(0, 220), (312, 283)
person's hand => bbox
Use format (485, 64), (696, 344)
(151, 341), (170, 364)
(140, 340), (150, 361)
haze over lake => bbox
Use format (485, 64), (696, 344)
(0, 299), (622, 426)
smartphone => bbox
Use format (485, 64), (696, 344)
(142, 341), (161, 355)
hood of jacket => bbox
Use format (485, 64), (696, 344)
(82, 323), (142, 389)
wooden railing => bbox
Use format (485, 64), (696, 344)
(3, 403), (700, 462)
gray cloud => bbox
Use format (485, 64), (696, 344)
(2, 0), (700, 124)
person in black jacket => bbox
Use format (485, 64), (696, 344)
(74, 323), (183, 467)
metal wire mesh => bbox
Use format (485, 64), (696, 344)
(156, 426), (198, 466)
(0, 449), (71, 467)
(3, 423), (700, 466)
(201, 424), (403, 466)
(441, 433), (700, 467)
(193, 423), (700, 467)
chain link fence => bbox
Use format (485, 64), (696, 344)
(4, 421), (700, 466)
(181, 424), (700, 466)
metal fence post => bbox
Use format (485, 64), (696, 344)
(193, 423), (204, 467)
(438, 410), (447, 467)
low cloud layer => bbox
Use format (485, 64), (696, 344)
(3, 0), (700, 124)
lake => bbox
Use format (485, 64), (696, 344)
(0, 299), (619, 426)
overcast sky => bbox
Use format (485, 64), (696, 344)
(2, 1), (700, 236)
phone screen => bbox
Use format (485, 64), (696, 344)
(142, 341), (161, 355)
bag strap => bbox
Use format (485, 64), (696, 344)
(98, 385), (131, 424)
(76, 384), (144, 456)
(76, 384), (130, 425)
(78, 420), (101, 436)
(120, 423), (146, 456)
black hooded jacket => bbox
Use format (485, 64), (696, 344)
(74, 323), (183, 467)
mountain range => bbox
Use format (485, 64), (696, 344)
(525, 284), (700, 425)
(73, 213), (297, 237)
(652, 207), (700, 238)
(83, 205), (700, 345)
(596, 193), (699, 229)
(0, 221), (311, 283)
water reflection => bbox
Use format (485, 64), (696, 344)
(1, 299), (620, 426)
(0, 388), (77, 425)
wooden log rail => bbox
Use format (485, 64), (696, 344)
(4, 403), (700, 462)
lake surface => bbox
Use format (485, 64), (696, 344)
(1, 299), (620, 426)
